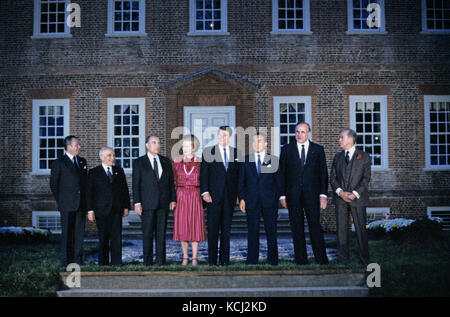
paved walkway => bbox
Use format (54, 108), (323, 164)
(85, 236), (337, 264)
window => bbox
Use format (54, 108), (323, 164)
(188, 0), (229, 35)
(273, 96), (312, 156)
(347, 0), (386, 34)
(422, 0), (450, 33)
(366, 207), (390, 223)
(32, 0), (72, 38)
(32, 99), (70, 174)
(424, 95), (450, 169)
(106, 0), (147, 36)
(427, 206), (450, 230)
(271, 0), (311, 34)
(107, 98), (146, 172)
(349, 95), (389, 170)
(32, 211), (61, 234)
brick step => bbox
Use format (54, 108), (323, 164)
(57, 270), (368, 297)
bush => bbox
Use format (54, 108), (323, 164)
(0, 227), (51, 244)
(366, 217), (443, 243)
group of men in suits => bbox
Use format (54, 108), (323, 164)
(50, 122), (371, 268)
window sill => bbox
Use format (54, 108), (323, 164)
(105, 32), (148, 37)
(270, 30), (313, 35)
(371, 167), (392, 172)
(420, 30), (450, 35)
(31, 34), (72, 39)
(423, 167), (450, 171)
(187, 31), (230, 36)
(30, 171), (51, 176)
(345, 30), (387, 35)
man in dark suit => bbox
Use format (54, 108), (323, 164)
(330, 128), (371, 265)
(200, 126), (240, 266)
(132, 136), (176, 266)
(86, 147), (130, 266)
(50, 135), (87, 267)
(238, 133), (281, 265)
(280, 122), (329, 265)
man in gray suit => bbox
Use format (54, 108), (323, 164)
(330, 128), (371, 265)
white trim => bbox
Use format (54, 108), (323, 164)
(424, 95), (450, 170)
(32, 99), (70, 175)
(349, 95), (389, 171)
(421, 0), (450, 34)
(271, 0), (311, 35)
(183, 106), (236, 154)
(346, 0), (386, 34)
(188, 0), (229, 36)
(32, 211), (61, 234)
(107, 98), (146, 174)
(32, 0), (72, 39)
(105, 0), (147, 37)
(366, 207), (390, 221)
(427, 206), (450, 230)
(273, 96), (312, 157)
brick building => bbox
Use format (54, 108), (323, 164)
(1, 0), (450, 234)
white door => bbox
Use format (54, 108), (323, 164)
(183, 106), (236, 156)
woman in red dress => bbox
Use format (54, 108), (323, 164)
(172, 135), (206, 266)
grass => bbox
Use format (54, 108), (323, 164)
(1, 232), (449, 296)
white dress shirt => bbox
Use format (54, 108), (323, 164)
(147, 152), (162, 179)
(336, 146), (360, 199)
(279, 140), (327, 201)
(254, 151), (266, 173)
(201, 144), (230, 197)
(134, 153), (162, 207)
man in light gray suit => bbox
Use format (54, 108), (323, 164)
(330, 128), (371, 265)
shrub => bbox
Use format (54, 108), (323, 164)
(0, 227), (51, 244)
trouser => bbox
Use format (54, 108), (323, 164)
(246, 202), (278, 265)
(335, 199), (370, 265)
(288, 191), (328, 265)
(96, 210), (123, 266)
(60, 210), (85, 267)
(141, 208), (168, 265)
(207, 195), (234, 265)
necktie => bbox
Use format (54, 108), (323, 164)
(72, 156), (78, 167)
(257, 155), (261, 175)
(106, 167), (112, 183)
(345, 151), (350, 164)
(153, 157), (159, 180)
(223, 148), (228, 170)
(300, 145), (305, 167)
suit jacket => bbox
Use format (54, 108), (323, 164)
(200, 145), (240, 207)
(86, 165), (131, 217)
(238, 153), (282, 211)
(50, 154), (88, 212)
(132, 154), (176, 211)
(330, 148), (371, 207)
(279, 141), (328, 208)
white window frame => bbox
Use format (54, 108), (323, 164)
(32, 211), (61, 234)
(427, 206), (450, 230)
(349, 95), (389, 171)
(346, 0), (387, 34)
(106, 0), (147, 37)
(107, 98), (146, 174)
(188, 0), (230, 36)
(421, 0), (450, 34)
(271, 0), (312, 35)
(32, 0), (72, 39)
(366, 207), (390, 223)
(424, 95), (450, 170)
(31, 99), (70, 175)
(273, 96), (312, 156)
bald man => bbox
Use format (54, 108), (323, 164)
(86, 147), (130, 266)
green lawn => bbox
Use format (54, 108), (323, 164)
(1, 232), (449, 296)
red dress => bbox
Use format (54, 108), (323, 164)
(172, 157), (206, 242)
